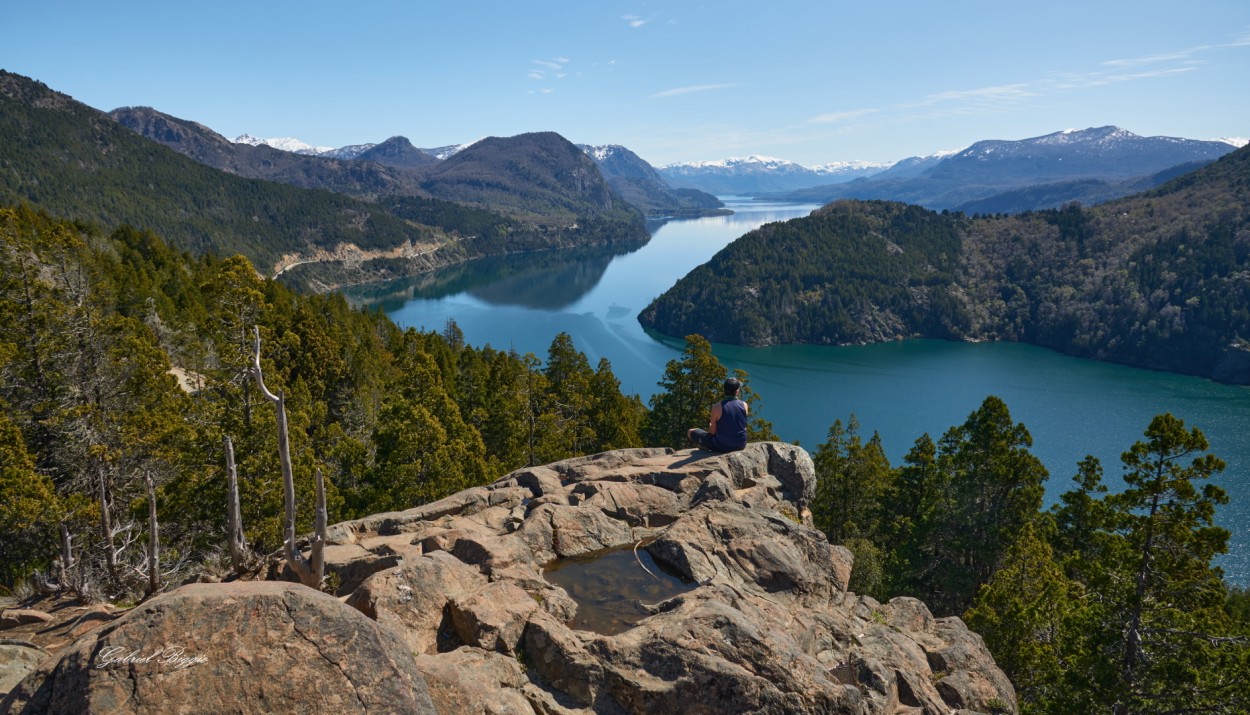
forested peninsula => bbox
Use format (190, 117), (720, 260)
(640, 144), (1250, 383)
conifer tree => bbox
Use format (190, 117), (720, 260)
(964, 521), (1076, 714)
(646, 334), (772, 448)
(1051, 414), (1249, 715)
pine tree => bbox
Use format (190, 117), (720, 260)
(810, 417), (893, 595)
(881, 397), (1047, 614)
(964, 521), (1076, 714)
(645, 334), (772, 448)
(542, 333), (597, 459)
(1041, 414), (1250, 714)
(646, 335), (726, 449)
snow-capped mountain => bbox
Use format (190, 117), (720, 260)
(812, 160), (894, 178)
(321, 143), (376, 160)
(771, 126), (1237, 212)
(420, 140), (483, 160)
(932, 126), (1232, 182)
(577, 144), (726, 218)
(233, 134), (334, 155)
(659, 155), (887, 195)
(1220, 137), (1249, 149)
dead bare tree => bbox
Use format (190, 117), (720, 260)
(144, 472), (160, 596)
(96, 465), (118, 584)
(311, 468), (327, 586)
(224, 435), (249, 575)
(58, 523), (74, 588)
(251, 326), (324, 589)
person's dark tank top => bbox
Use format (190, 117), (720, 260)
(713, 398), (748, 451)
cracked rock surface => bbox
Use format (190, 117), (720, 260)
(0, 582), (435, 714)
(2, 443), (1016, 715)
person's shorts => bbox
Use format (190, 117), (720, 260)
(689, 428), (717, 451)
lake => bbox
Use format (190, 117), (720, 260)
(345, 198), (1250, 585)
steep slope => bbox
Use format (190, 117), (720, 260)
(356, 135), (437, 169)
(579, 144), (727, 218)
(0, 71), (438, 271)
(640, 145), (1250, 382)
(771, 127), (1234, 211)
(417, 132), (645, 231)
(109, 106), (422, 198)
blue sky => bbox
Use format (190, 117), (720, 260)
(5, 1), (1248, 166)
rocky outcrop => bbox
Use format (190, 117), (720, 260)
(5, 443), (1016, 714)
(1, 582), (435, 714)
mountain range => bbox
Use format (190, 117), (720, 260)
(0, 71), (649, 290)
(659, 156), (890, 195)
(764, 127), (1238, 211)
(200, 124), (1239, 217)
(113, 108), (724, 222)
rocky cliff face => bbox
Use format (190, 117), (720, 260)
(3, 443), (1015, 714)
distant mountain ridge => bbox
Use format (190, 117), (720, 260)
(111, 105), (645, 229)
(110, 106), (423, 198)
(660, 155), (889, 195)
(769, 126), (1236, 211)
(578, 144), (727, 219)
(1, 71), (647, 291)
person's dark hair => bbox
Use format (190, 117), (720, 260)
(723, 377), (742, 396)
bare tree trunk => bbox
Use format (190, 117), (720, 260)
(224, 435), (248, 575)
(310, 468), (327, 588)
(59, 523), (73, 589)
(145, 472), (160, 596)
(97, 465), (118, 585)
(251, 327), (318, 588)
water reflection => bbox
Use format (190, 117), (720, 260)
(543, 545), (696, 635)
(343, 239), (650, 312)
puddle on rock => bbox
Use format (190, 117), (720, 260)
(543, 544), (697, 635)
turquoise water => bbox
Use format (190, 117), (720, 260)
(346, 199), (1250, 584)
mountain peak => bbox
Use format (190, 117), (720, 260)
(231, 134), (334, 155)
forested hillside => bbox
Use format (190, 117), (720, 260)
(641, 144), (1250, 383)
(0, 72), (444, 273)
(0, 72), (648, 289)
(0, 205), (653, 594)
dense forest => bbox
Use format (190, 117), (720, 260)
(808, 399), (1250, 714)
(641, 144), (1250, 383)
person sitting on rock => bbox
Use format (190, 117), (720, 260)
(687, 377), (749, 453)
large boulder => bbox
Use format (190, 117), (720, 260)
(1, 582), (436, 714)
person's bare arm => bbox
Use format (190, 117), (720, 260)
(708, 401), (723, 435)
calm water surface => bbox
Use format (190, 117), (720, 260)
(345, 198), (1250, 584)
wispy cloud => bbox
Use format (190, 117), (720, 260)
(526, 57), (571, 93)
(1102, 49), (1201, 68)
(622, 14), (652, 28)
(909, 83), (1040, 109)
(650, 83), (737, 99)
(808, 108), (878, 125)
